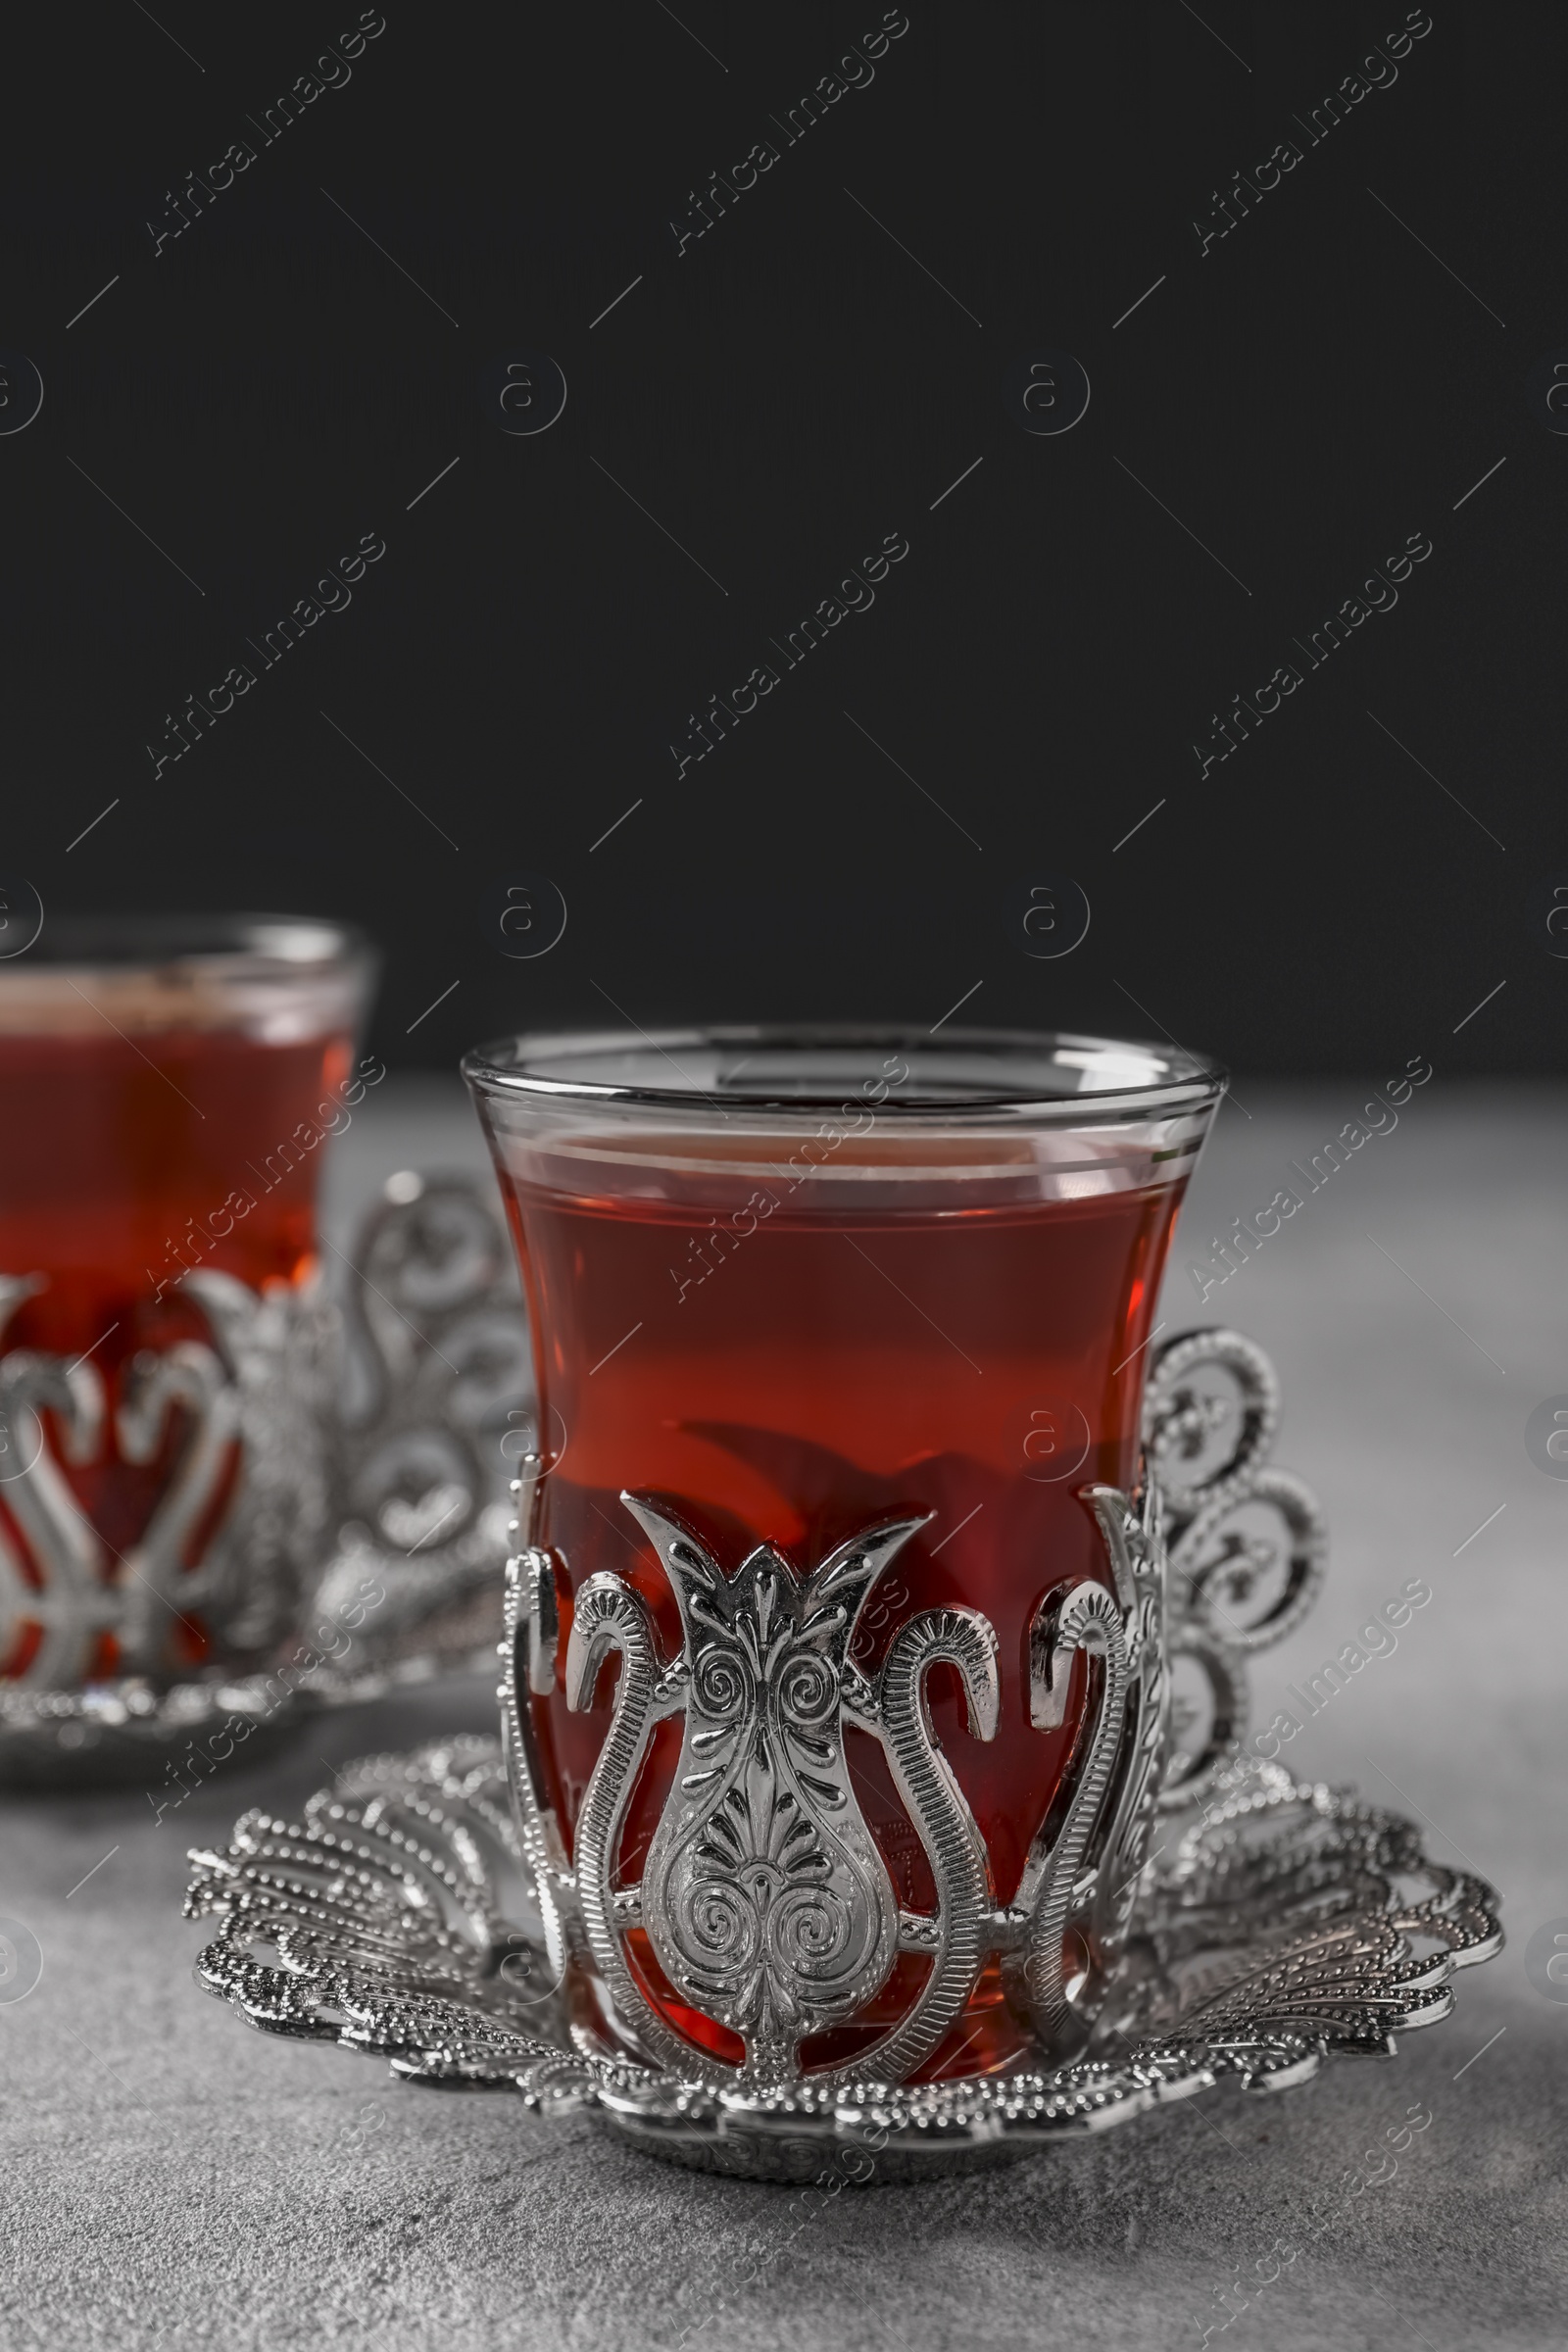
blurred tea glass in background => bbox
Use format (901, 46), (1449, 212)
(0, 917), (375, 1690)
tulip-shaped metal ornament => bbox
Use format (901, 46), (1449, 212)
(561, 1497), (1003, 2086)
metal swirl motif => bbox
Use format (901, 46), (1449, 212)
(1143, 1328), (1329, 1804)
(116, 1339), (242, 1672)
(839, 1604), (999, 2088)
(563, 1568), (691, 2074)
(614, 1497), (919, 2083)
(525, 1494), (1016, 2086)
(1079, 1484), (1168, 1980)
(1013, 1579), (1130, 2046)
(525, 1480), (1192, 2084)
(494, 1324), (1330, 2092)
(0, 1325), (111, 1685)
(2, 1177), (533, 1769)
(0, 1273), (318, 1690)
(0, 1288), (242, 1683)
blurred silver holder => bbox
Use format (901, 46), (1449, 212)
(0, 1174), (531, 1783)
(183, 1326), (1498, 2179)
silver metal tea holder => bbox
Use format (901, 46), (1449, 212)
(0, 1174), (531, 1788)
(185, 1329), (1501, 2180)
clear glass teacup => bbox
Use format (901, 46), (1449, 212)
(0, 915), (375, 1702)
(466, 1025), (1224, 2086)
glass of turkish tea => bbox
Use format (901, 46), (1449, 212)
(0, 915), (376, 1698)
(466, 1026), (1223, 2086)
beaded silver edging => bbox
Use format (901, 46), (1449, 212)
(185, 1736), (1500, 2182)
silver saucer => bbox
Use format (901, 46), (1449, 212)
(185, 1737), (1502, 2183)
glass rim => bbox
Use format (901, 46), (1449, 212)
(4, 911), (374, 979)
(463, 1022), (1228, 1124)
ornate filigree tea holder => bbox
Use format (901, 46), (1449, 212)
(186, 1330), (1502, 2180)
(0, 1176), (529, 1782)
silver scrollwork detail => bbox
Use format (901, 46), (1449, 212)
(993, 1477), (1170, 2059)
(313, 1174), (530, 1664)
(495, 1324), (1327, 2093)
(0, 1272), (326, 1689)
(1, 1173), (532, 1769)
(538, 1498), (1004, 2087)
(504, 1481), (1164, 2087)
(1144, 1328), (1328, 1807)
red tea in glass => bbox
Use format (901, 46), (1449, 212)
(467, 1028), (1223, 2083)
(0, 918), (374, 1688)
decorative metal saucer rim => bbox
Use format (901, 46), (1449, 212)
(183, 1736), (1502, 2182)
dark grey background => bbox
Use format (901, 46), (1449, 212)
(4, 2), (1562, 1073)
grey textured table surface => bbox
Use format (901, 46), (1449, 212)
(6, 1076), (1566, 2352)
